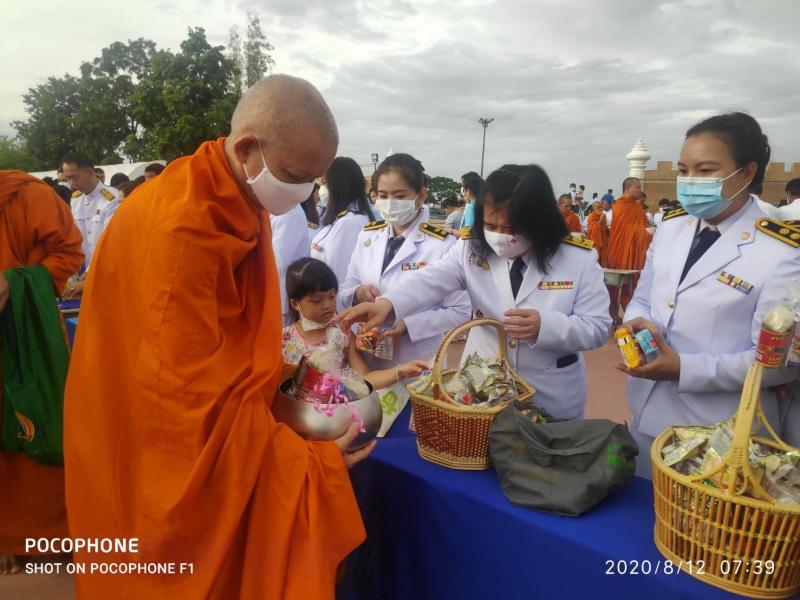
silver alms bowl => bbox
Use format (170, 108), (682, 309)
(273, 378), (383, 450)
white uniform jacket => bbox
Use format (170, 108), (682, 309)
(382, 237), (611, 418)
(70, 182), (120, 268)
(624, 198), (800, 439)
(311, 203), (376, 289)
(339, 211), (472, 368)
(270, 204), (311, 324)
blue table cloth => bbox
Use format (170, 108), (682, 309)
(338, 404), (797, 600)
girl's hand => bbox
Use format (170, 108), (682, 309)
(399, 360), (429, 379)
(335, 298), (394, 332)
(503, 309), (541, 340)
(354, 284), (381, 304)
(385, 319), (407, 337)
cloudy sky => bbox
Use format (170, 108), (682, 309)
(2, 0), (799, 193)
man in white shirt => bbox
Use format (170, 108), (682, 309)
(602, 199), (613, 226)
(653, 198), (671, 225)
(778, 178), (800, 221)
(271, 203), (311, 325)
(62, 152), (120, 298)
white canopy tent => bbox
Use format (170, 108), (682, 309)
(29, 160), (166, 182)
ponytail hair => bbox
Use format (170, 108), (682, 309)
(373, 153), (427, 193)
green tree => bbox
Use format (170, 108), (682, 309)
(13, 38), (156, 169)
(244, 12), (275, 87)
(125, 28), (239, 161)
(227, 26), (245, 97)
(426, 176), (461, 206)
(0, 135), (38, 171)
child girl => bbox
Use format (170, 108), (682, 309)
(282, 257), (428, 391)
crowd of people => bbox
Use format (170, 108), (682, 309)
(1, 74), (799, 598)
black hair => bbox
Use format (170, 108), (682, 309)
(321, 157), (375, 226)
(441, 194), (461, 208)
(118, 179), (144, 198)
(569, 182), (576, 187)
(685, 112), (770, 193)
(592, 192), (598, 199)
(144, 162), (165, 175)
(61, 152), (94, 169)
(470, 164), (567, 274)
(301, 184), (320, 225)
(285, 257), (339, 322)
(110, 173), (130, 187)
(94, 167), (105, 174)
(373, 153), (427, 195)
(658, 198), (671, 207)
(461, 171), (483, 200)
(785, 178), (800, 197)
(607, 188), (613, 193)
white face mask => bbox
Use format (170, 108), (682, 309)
(484, 230), (531, 259)
(375, 196), (419, 226)
(318, 185), (330, 207)
(297, 308), (330, 331)
(242, 139), (315, 215)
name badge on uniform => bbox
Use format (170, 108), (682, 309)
(311, 242), (323, 252)
(717, 271), (753, 294)
(402, 261), (427, 271)
(538, 281), (574, 290)
(468, 252), (489, 270)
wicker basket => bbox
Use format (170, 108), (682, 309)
(407, 318), (535, 470)
(652, 363), (800, 598)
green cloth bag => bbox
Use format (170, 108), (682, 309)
(489, 400), (638, 516)
(1, 264), (69, 465)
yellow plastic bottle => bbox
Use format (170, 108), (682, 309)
(615, 327), (641, 369)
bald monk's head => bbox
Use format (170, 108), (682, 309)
(224, 75), (338, 212)
(622, 176), (643, 200)
(557, 193), (573, 216)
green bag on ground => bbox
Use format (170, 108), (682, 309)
(489, 400), (638, 516)
(1, 264), (69, 465)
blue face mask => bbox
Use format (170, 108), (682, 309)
(676, 167), (748, 220)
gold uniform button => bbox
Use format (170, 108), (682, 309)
(668, 299), (675, 308)
(509, 339), (517, 348)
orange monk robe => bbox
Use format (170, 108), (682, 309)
(0, 171), (83, 554)
(63, 139), (364, 599)
(606, 195), (653, 311)
(563, 211), (583, 234)
(586, 209), (609, 267)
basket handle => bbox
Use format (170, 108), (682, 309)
(726, 363), (762, 471)
(431, 318), (508, 403)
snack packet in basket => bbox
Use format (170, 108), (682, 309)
(662, 435), (706, 467)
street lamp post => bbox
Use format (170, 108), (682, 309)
(478, 117), (494, 178)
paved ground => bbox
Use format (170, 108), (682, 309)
(0, 340), (629, 598)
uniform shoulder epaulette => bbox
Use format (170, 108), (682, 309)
(561, 235), (594, 250)
(420, 222), (450, 241)
(71, 189), (82, 198)
(755, 218), (800, 248)
(661, 207), (687, 221)
(784, 219), (800, 228)
(337, 208), (350, 219)
(100, 188), (115, 201)
(363, 220), (387, 231)
(459, 226), (473, 239)
(307, 221), (319, 230)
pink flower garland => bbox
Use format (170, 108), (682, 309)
(311, 373), (366, 433)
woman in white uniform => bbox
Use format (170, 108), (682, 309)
(301, 184), (321, 248)
(337, 164), (611, 420)
(311, 157), (377, 288)
(339, 153), (472, 371)
(620, 112), (800, 478)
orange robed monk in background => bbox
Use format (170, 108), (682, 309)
(605, 176), (652, 319)
(0, 171), (83, 574)
(558, 193), (583, 233)
(586, 200), (609, 267)
(63, 75), (374, 599)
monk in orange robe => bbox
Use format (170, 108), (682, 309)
(0, 171), (83, 574)
(586, 200), (609, 266)
(558, 194), (583, 233)
(63, 75), (373, 599)
(606, 177), (653, 319)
